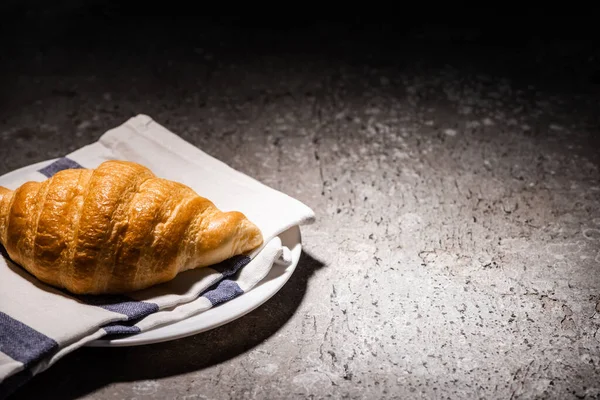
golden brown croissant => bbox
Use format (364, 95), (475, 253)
(0, 160), (263, 295)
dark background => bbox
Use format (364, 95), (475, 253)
(1, 9), (599, 150)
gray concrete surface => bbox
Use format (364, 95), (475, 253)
(1, 15), (599, 399)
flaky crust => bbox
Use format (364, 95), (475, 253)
(0, 160), (263, 294)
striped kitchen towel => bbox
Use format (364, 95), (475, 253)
(0, 114), (315, 398)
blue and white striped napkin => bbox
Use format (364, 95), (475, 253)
(0, 114), (315, 398)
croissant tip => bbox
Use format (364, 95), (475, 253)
(244, 219), (264, 250)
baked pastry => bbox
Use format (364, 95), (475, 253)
(0, 160), (263, 295)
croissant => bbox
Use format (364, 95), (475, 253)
(0, 160), (263, 295)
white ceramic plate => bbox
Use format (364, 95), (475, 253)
(0, 159), (303, 347)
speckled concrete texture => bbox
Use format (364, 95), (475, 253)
(1, 14), (600, 399)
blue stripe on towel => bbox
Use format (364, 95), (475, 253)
(202, 279), (244, 306)
(103, 323), (141, 336)
(37, 157), (84, 178)
(0, 311), (58, 367)
(211, 255), (251, 277)
(77, 295), (159, 320)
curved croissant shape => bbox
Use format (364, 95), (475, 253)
(0, 160), (263, 295)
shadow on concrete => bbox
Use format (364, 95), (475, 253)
(8, 250), (325, 399)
